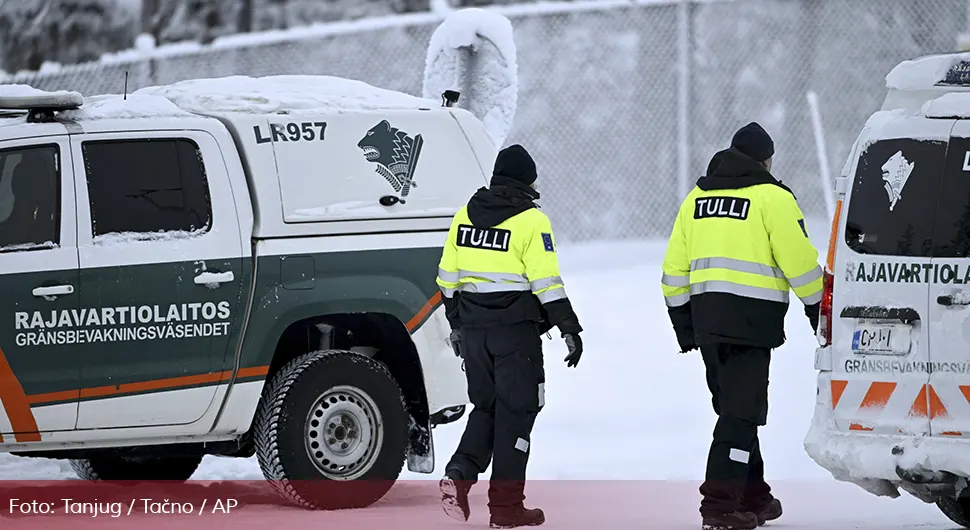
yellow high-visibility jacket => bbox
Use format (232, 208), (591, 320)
(661, 150), (822, 349)
(436, 204), (582, 335)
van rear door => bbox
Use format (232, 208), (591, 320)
(927, 120), (970, 438)
(831, 116), (954, 435)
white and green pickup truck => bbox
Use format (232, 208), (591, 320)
(0, 74), (493, 509)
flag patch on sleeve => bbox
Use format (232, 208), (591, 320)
(541, 233), (555, 252)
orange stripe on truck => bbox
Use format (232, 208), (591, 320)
(27, 365), (271, 405)
(859, 381), (896, 410)
(3, 293), (441, 442)
(0, 346), (41, 442)
(76, 365), (271, 400)
(832, 380), (964, 433)
(407, 291), (442, 331)
(958, 385), (970, 404)
(0, 365), (270, 443)
(909, 384), (949, 420)
(830, 380), (848, 409)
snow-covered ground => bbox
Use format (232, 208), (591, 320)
(0, 221), (959, 527)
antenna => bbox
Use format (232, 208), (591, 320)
(123, 71), (129, 100)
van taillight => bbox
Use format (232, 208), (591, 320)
(818, 198), (842, 347)
(817, 269), (834, 346)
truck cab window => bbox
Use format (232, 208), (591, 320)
(0, 145), (60, 251)
(82, 138), (212, 237)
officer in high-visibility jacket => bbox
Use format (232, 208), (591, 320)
(661, 123), (822, 530)
(435, 144), (584, 529)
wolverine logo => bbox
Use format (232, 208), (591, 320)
(357, 120), (424, 203)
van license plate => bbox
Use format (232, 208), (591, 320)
(851, 324), (912, 355)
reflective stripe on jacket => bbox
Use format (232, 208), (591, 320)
(436, 205), (578, 331)
(661, 177), (822, 348)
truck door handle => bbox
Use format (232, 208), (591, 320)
(194, 271), (234, 285)
(32, 285), (74, 298)
(938, 295), (970, 306)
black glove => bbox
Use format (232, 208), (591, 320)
(679, 344), (697, 354)
(805, 302), (820, 334)
(449, 330), (462, 358)
(563, 332), (583, 368)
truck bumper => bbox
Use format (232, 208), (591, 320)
(806, 363), (970, 499)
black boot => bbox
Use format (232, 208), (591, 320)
(440, 474), (472, 522)
(489, 504), (545, 528)
(701, 511), (759, 530)
(743, 498), (781, 526)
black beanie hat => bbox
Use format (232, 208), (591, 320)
(731, 122), (774, 162)
(491, 144), (537, 186)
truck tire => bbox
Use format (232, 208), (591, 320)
(70, 455), (203, 482)
(254, 349), (409, 510)
(938, 496), (970, 528)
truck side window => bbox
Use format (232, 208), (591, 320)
(0, 145), (60, 251)
(82, 138), (211, 237)
(843, 138), (946, 257)
(931, 136), (970, 258)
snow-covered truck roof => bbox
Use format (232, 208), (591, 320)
(0, 75), (443, 124)
(134, 75), (442, 115)
(882, 51), (970, 117)
(0, 75), (447, 139)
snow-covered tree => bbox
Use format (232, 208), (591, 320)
(0, 0), (138, 73)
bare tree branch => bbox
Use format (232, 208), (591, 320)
(25, 0), (53, 35)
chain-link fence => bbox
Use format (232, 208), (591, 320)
(2, 0), (968, 242)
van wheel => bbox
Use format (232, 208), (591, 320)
(69, 455), (203, 482)
(937, 496), (970, 527)
(253, 349), (409, 510)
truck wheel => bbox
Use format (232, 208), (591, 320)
(254, 349), (409, 510)
(938, 496), (970, 528)
(69, 455), (203, 482)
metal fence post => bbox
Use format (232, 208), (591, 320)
(676, 0), (691, 202)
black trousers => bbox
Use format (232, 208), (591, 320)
(699, 343), (773, 516)
(445, 322), (545, 509)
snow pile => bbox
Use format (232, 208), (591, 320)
(0, 241), (57, 253)
(430, 0), (452, 14)
(0, 85), (79, 100)
(291, 203), (457, 220)
(135, 75), (437, 115)
(920, 92), (970, 118)
(423, 8), (518, 147)
(100, 37), (204, 65)
(886, 52), (970, 91)
(0, 85), (83, 108)
(194, 271), (234, 290)
(92, 229), (205, 246)
(59, 94), (195, 121)
(854, 109), (908, 151)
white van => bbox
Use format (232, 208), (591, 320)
(806, 51), (970, 527)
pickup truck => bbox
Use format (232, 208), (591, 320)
(0, 76), (493, 509)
